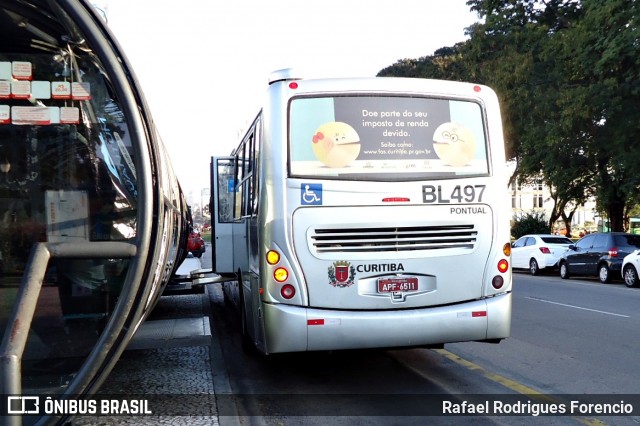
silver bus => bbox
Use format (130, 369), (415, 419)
(211, 69), (512, 354)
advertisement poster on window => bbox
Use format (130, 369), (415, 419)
(289, 96), (489, 179)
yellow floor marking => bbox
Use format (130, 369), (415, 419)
(433, 348), (607, 426)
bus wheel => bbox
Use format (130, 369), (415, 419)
(222, 282), (233, 307)
(239, 283), (257, 355)
(241, 304), (257, 355)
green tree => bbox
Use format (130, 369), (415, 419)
(381, 0), (640, 233)
(467, 0), (640, 232)
(378, 44), (470, 81)
(462, 0), (594, 237)
(566, 0), (640, 231)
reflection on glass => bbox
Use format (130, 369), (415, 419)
(22, 259), (130, 392)
(0, 2), (138, 395)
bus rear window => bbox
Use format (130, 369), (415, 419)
(289, 95), (490, 180)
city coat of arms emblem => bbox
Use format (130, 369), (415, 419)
(328, 261), (356, 287)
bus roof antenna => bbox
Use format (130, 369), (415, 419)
(268, 68), (301, 85)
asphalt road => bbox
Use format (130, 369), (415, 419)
(207, 270), (640, 425)
(78, 251), (640, 426)
(450, 271), (640, 395)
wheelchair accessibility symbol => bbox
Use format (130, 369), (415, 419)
(301, 183), (322, 205)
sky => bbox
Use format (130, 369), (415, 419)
(97, 0), (480, 206)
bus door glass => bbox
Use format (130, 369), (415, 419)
(211, 157), (235, 272)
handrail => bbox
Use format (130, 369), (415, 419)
(0, 241), (137, 426)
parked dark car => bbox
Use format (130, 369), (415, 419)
(187, 231), (206, 258)
(558, 232), (640, 283)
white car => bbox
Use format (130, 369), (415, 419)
(622, 250), (640, 288)
(511, 234), (574, 275)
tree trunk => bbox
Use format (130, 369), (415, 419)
(561, 211), (574, 238)
(608, 198), (626, 232)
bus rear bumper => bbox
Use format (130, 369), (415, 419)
(261, 292), (512, 353)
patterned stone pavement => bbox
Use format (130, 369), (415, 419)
(72, 291), (220, 426)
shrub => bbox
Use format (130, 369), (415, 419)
(511, 211), (549, 239)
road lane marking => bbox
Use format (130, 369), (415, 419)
(525, 296), (630, 318)
(434, 348), (551, 396)
(433, 349), (607, 426)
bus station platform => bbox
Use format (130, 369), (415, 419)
(72, 253), (229, 425)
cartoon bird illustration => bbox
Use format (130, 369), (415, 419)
(432, 122), (476, 167)
(311, 122), (361, 168)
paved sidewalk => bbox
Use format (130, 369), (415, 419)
(72, 290), (220, 425)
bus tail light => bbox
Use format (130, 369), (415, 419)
(492, 275), (504, 289)
(267, 250), (280, 265)
(491, 252), (510, 289)
(281, 284), (296, 299)
(274, 267), (289, 282)
(265, 246), (301, 303)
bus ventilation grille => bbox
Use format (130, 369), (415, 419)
(310, 225), (477, 254)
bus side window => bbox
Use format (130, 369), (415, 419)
(235, 128), (259, 220)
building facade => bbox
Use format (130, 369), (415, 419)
(507, 162), (598, 235)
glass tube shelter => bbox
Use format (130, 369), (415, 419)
(0, 1), (190, 424)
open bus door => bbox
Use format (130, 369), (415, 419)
(166, 157), (236, 290)
(210, 157), (236, 273)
